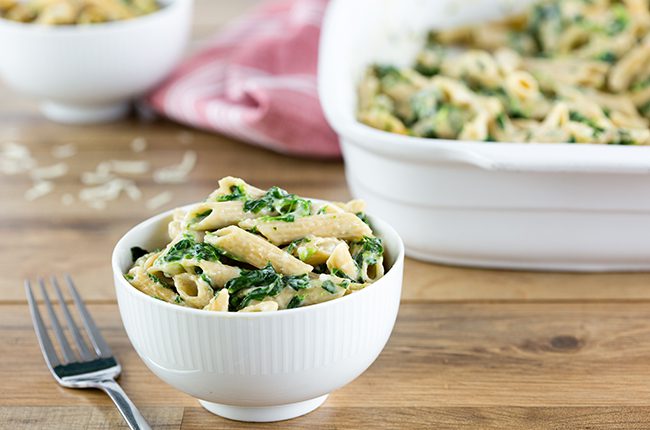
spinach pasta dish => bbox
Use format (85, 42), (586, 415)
(358, 0), (650, 145)
(125, 177), (385, 312)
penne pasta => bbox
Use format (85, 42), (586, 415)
(205, 226), (313, 275)
(240, 213), (372, 246)
(326, 242), (360, 281)
(284, 236), (342, 266)
(203, 288), (230, 312)
(173, 273), (213, 308)
(125, 178), (386, 311)
(357, 0), (650, 145)
(184, 201), (254, 231)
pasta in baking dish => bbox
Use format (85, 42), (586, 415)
(125, 177), (385, 312)
(358, 0), (650, 145)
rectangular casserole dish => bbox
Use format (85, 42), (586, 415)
(318, 0), (650, 271)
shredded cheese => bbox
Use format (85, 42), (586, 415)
(110, 160), (149, 175)
(52, 143), (77, 159)
(130, 137), (147, 152)
(146, 191), (173, 210)
(25, 181), (54, 201)
(31, 162), (69, 180)
(153, 151), (197, 184)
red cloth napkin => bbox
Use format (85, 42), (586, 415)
(149, 0), (339, 158)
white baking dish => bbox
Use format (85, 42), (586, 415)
(319, 0), (650, 271)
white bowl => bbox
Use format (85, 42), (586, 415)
(319, 0), (650, 272)
(111, 204), (404, 422)
(0, 0), (192, 124)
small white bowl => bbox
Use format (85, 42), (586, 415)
(111, 204), (404, 422)
(0, 0), (192, 124)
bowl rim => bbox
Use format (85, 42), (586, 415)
(0, 0), (187, 33)
(112, 200), (405, 319)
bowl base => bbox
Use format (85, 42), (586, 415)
(41, 100), (130, 124)
(198, 394), (329, 422)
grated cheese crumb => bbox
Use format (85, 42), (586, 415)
(124, 182), (142, 201)
(130, 137), (148, 153)
(88, 200), (107, 210)
(31, 162), (69, 180)
(0, 142), (36, 175)
(25, 181), (54, 201)
(146, 191), (173, 210)
(52, 143), (77, 159)
(153, 151), (197, 184)
(81, 171), (114, 185)
(110, 160), (149, 175)
(79, 178), (134, 204)
(61, 193), (75, 206)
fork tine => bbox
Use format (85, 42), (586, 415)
(51, 276), (95, 361)
(39, 278), (76, 364)
(25, 280), (61, 368)
(64, 274), (113, 358)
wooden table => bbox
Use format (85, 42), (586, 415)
(3, 2), (650, 429)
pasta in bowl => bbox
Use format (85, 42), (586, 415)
(124, 177), (386, 312)
(112, 177), (404, 422)
(0, 0), (160, 25)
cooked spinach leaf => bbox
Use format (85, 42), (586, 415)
(216, 184), (246, 202)
(243, 186), (311, 222)
(608, 4), (629, 35)
(297, 247), (316, 262)
(237, 288), (279, 310)
(631, 77), (650, 92)
(158, 235), (222, 263)
(284, 274), (310, 291)
(356, 212), (370, 225)
(312, 263), (328, 274)
(285, 237), (311, 254)
(373, 64), (403, 81)
(287, 295), (305, 309)
(226, 264), (312, 310)
(147, 272), (169, 288)
(611, 129), (635, 145)
(569, 111), (605, 136)
(226, 263), (281, 295)
(330, 268), (353, 280)
(200, 273), (213, 287)
(130, 246), (149, 262)
(352, 236), (384, 268)
(596, 51), (617, 64)
(495, 113), (507, 130)
(322, 280), (337, 294)
(191, 209), (212, 224)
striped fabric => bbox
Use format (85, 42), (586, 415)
(149, 0), (339, 158)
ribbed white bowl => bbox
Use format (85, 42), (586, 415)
(112, 204), (404, 422)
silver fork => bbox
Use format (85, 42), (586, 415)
(25, 275), (151, 430)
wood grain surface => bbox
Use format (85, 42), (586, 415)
(2, 1), (650, 429)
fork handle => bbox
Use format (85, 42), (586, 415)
(96, 379), (151, 430)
